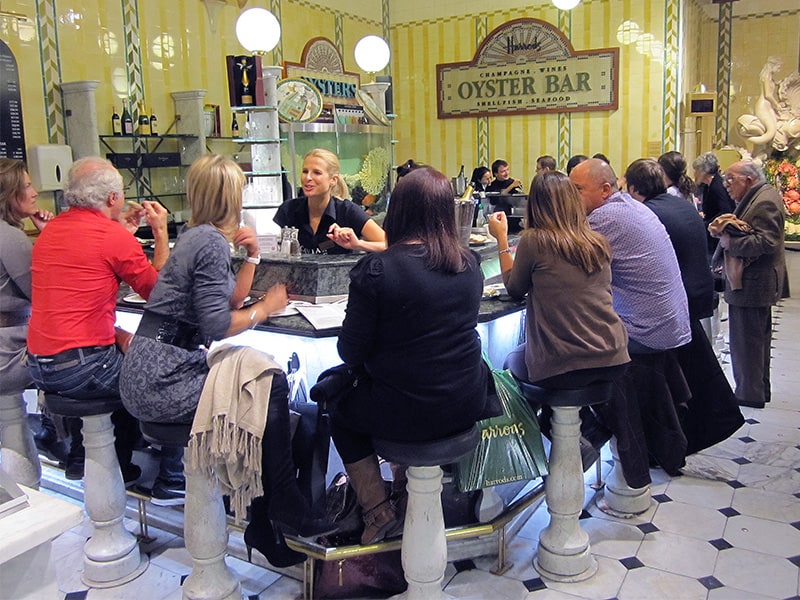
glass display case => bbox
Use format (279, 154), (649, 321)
(279, 122), (395, 202)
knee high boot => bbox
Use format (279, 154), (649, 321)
(243, 494), (306, 567)
(261, 375), (336, 538)
(345, 454), (402, 545)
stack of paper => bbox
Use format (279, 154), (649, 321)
(295, 298), (348, 330)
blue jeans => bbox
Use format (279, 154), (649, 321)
(155, 446), (185, 488)
(28, 345), (139, 469)
(28, 345), (123, 399)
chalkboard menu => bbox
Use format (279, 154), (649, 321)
(0, 40), (26, 161)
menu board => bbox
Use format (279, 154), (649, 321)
(0, 40), (26, 161)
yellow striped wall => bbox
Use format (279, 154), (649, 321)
(3, 0), (799, 196)
(391, 0), (668, 180)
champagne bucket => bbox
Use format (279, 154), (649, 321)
(455, 199), (476, 246)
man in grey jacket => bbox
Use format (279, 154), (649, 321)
(717, 160), (787, 408)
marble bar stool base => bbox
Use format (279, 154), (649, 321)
(512, 381), (612, 583)
(0, 393), (41, 489)
(140, 421), (242, 600)
(44, 393), (148, 587)
(534, 406), (598, 582)
(374, 426), (480, 600)
(596, 437), (652, 518)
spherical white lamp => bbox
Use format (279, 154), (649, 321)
(354, 35), (391, 76)
(235, 8), (281, 54)
(552, 0), (581, 9)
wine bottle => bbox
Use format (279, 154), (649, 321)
(231, 113), (239, 137)
(149, 111), (158, 136)
(137, 101), (151, 136)
(121, 103), (133, 136)
(111, 106), (121, 136)
(240, 60), (254, 106)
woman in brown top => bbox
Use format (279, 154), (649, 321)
(488, 170), (629, 387)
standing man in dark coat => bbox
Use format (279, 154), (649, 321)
(713, 160), (786, 409)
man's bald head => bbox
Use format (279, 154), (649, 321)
(569, 158), (618, 214)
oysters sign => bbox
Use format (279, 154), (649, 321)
(437, 18), (619, 119)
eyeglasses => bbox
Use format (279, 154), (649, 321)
(723, 174), (744, 184)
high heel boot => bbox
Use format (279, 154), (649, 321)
(262, 373), (337, 539)
(346, 454), (404, 545)
(244, 495), (306, 568)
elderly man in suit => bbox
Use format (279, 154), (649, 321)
(716, 160), (786, 409)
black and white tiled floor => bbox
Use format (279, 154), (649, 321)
(45, 252), (800, 599)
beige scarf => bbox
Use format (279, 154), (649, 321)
(186, 344), (283, 522)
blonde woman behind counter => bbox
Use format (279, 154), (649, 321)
(274, 149), (386, 254)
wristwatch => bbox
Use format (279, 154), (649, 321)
(244, 255), (261, 265)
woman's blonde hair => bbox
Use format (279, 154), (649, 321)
(525, 170), (611, 274)
(304, 148), (350, 199)
(187, 154), (246, 238)
(0, 158), (27, 229)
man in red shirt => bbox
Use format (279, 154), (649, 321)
(27, 156), (169, 481)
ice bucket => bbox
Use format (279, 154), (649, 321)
(454, 199), (476, 246)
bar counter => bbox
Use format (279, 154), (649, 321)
(117, 237), (524, 384)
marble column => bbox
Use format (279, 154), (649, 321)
(534, 406), (597, 582)
(0, 393), (40, 489)
(80, 414), (148, 587)
(396, 465), (451, 600)
(597, 437), (651, 517)
(181, 454), (242, 600)
(59, 81), (100, 159)
(171, 90), (207, 166)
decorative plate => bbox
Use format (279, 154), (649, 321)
(276, 78), (324, 123)
(356, 89), (389, 126)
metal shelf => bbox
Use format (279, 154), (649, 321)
(279, 122), (389, 134)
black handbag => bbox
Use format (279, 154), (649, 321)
(314, 472), (406, 599)
(310, 363), (362, 412)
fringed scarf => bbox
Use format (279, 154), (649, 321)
(187, 344), (283, 523)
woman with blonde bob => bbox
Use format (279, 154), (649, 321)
(121, 154), (331, 568)
(488, 170), (629, 389)
(274, 148), (385, 253)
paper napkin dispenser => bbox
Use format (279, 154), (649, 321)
(27, 144), (73, 191)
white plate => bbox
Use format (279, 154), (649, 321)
(123, 293), (146, 304)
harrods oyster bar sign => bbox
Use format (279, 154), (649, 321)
(437, 18), (619, 119)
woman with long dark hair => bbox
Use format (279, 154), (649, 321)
(331, 166), (490, 545)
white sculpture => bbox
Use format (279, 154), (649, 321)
(737, 57), (800, 159)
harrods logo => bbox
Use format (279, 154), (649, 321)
(436, 18), (619, 119)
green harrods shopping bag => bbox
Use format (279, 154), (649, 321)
(455, 363), (548, 492)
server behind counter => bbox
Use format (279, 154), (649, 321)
(274, 149), (386, 254)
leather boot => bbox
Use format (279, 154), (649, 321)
(346, 454), (402, 545)
(244, 495), (307, 568)
(262, 373), (336, 538)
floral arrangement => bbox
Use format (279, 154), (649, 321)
(763, 156), (800, 240)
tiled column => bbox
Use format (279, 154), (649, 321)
(59, 81), (100, 159)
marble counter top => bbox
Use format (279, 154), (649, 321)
(119, 236), (524, 339)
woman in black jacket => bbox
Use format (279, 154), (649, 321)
(331, 166), (489, 545)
